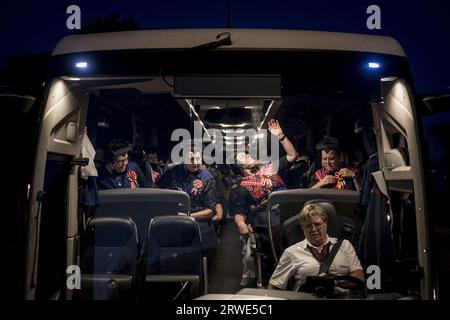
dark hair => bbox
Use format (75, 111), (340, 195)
(107, 139), (132, 162)
(315, 137), (340, 155)
(230, 164), (243, 176)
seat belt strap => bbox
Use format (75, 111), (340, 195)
(319, 239), (344, 275)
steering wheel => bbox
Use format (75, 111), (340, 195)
(303, 274), (366, 298)
(333, 275), (366, 293)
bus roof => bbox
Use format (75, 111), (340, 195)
(52, 29), (406, 57)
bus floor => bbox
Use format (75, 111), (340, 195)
(207, 218), (243, 294)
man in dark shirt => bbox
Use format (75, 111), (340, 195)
(97, 139), (150, 190)
(157, 149), (217, 220)
(158, 146), (218, 263)
(146, 146), (164, 184)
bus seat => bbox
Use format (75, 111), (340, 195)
(78, 215), (139, 300)
(144, 216), (207, 300)
(96, 189), (190, 246)
(267, 189), (360, 264)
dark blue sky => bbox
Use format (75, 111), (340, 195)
(1, 0), (449, 93)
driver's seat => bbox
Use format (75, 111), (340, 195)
(280, 199), (358, 291)
(280, 199), (357, 259)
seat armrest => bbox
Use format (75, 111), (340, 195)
(145, 274), (200, 298)
(145, 274), (199, 283)
(81, 274), (133, 289)
(79, 274), (133, 300)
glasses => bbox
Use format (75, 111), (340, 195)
(322, 158), (337, 164)
(115, 156), (129, 165)
(304, 222), (325, 231)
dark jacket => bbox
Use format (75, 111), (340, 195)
(97, 161), (150, 190)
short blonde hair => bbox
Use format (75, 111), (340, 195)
(298, 203), (328, 228)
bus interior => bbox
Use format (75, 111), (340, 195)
(25, 30), (432, 300)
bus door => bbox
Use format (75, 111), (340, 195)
(372, 78), (431, 299)
(25, 79), (88, 299)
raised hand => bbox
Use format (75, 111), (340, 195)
(268, 119), (283, 138)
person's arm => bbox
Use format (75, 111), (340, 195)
(350, 269), (365, 282)
(234, 213), (250, 236)
(191, 177), (216, 219)
(96, 165), (116, 190)
(335, 240), (365, 289)
(310, 175), (336, 189)
(191, 208), (213, 219)
(212, 202), (223, 222)
(268, 119), (298, 162)
(96, 176), (115, 190)
(335, 269), (365, 289)
(338, 168), (361, 191)
(268, 283), (282, 290)
(268, 250), (296, 290)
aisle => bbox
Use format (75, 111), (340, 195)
(207, 219), (243, 293)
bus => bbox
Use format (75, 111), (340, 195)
(23, 29), (434, 300)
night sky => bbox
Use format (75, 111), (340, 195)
(1, 0), (449, 93)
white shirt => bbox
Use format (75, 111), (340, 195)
(269, 236), (363, 292)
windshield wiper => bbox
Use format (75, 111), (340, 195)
(190, 32), (232, 51)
